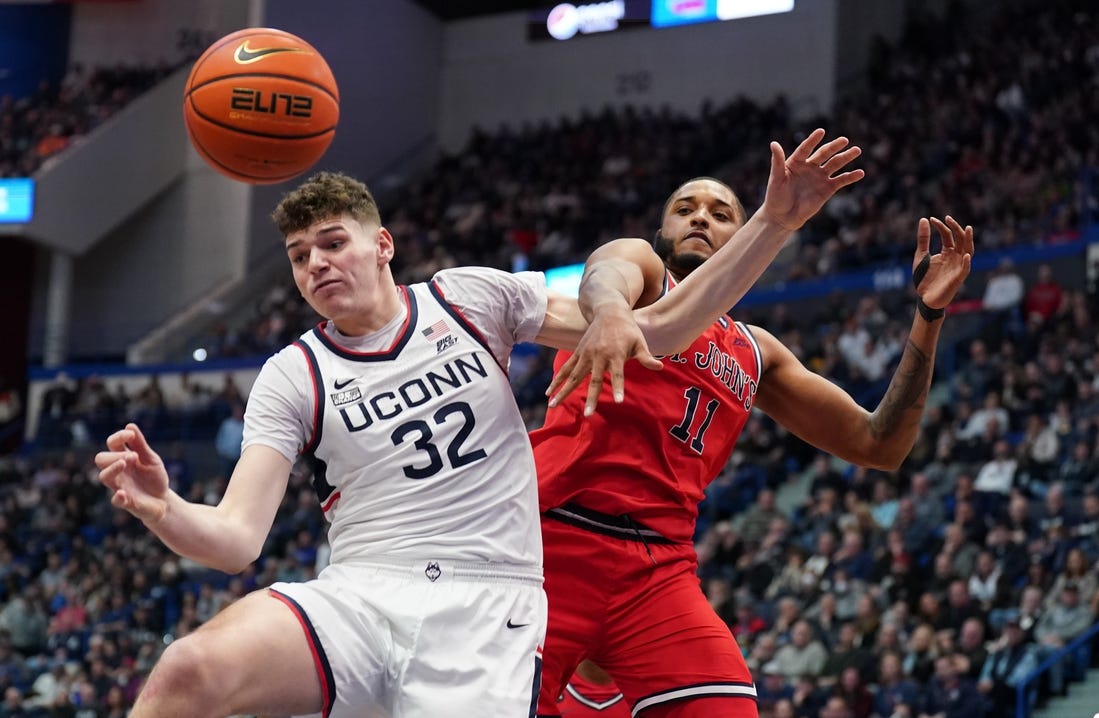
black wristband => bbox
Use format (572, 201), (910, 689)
(917, 297), (945, 322)
(913, 255), (945, 321)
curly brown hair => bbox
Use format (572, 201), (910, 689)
(271, 171), (381, 236)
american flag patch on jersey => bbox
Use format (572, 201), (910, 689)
(422, 319), (450, 341)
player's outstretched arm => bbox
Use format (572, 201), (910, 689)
(753, 216), (974, 470)
(95, 423), (291, 573)
(546, 129), (864, 413)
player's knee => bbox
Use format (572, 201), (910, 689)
(144, 634), (226, 704)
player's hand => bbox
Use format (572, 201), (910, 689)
(757, 127), (865, 231)
(913, 216), (974, 309)
(94, 423), (171, 525)
(546, 306), (662, 416)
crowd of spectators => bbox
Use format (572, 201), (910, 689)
(3, 0), (1099, 717)
(0, 62), (181, 179)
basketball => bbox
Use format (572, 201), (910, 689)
(183, 27), (339, 184)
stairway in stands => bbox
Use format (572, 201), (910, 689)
(1032, 666), (1099, 718)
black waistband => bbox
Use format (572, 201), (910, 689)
(544, 502), (675, 544)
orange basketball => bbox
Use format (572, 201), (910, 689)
(183, 28), (339, 184)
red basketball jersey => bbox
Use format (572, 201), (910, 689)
(558, 674), (630, 717)
(532, 273), (762, 544)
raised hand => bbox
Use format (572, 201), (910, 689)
(758, 128), (865, 231)
(913, 216), (974, 309)
(94, 423), (171, 525)
(546, 305), (663, 415)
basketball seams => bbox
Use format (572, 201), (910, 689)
(185, 116), (305, 184)
(186, 73), (339, 103)
(186, 94), (337, 139)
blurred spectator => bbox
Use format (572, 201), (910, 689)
(0, 587), (47, 656)
(954, 618), (988, 682)
(747, 632), (780, 676)
(916, 653), (983, 718)
(818, 622), (874, 688)
(902, 623), (937, 685)
(1015, 412), (1060, 485)
(1023, 264), (1064, 324)
(831, 667), (871, 718)
(868, 478), (899, 531)
(981, 257), (1025, 342)
(973, 440), (1018, 495)
(832, 530), (874, 583)
(1034, 582), (1092, 695)
(977, 616), (1038, 717)
(213, 403), (245, 477)
(961, 391), (1011, 441)
(941, 523), (981, 578)
(870, 650), (918, 718)
(1043, 547), (1096, 611)
(1070, 490), (1099, 560)
(767, 620), (828, 681)
(953, 340), (999, 402)
(967, 550), (1005, 610)
(740, 488), (782, 546)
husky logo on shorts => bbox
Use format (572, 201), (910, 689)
(425, 561), (442, 582)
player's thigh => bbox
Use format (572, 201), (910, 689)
(601, 563), (755, 712)
(171, 589), (326, 717)
(399, 579), (546, 718)
(539, 521), (613, 712)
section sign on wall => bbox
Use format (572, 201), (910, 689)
(0, 179), (35, 224)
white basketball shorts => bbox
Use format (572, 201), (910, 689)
(269, 559), (546, 718)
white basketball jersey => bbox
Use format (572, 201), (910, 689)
(277, 279), (543, 569)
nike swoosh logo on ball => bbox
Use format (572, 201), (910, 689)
(234, 41), (310, 64)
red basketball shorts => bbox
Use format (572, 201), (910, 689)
(537, 512), (758, 717)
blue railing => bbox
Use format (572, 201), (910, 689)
(1016, 619), (1099, 718)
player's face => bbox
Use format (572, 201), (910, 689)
(655, 180), (744, 278)
(285, 214), (394, 327)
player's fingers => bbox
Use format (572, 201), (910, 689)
(545, 355), (578, 397)
(547, 373), (580, 407)
(768, 141), (786, 182)
(97, 458), (130, 491)
(961, 224), (975, 256)
(930, 217), (954, 250)
(110, 491), (131, 511)
(944, 215), (966, 244)
(549, 354), (595, 407)
(807, 135), (850, 166)
(634, 354), (664, 372)
(916, 218), (931, 256)
(583, 369), (606, 417)
(831, 169), (866, 190)
(606, 360), (627, 405)
(820, 145), (861, 175)
(125, 423), (158, 462)
(94, 450), (128, 470)
(104, 428), (134, 452)
(788, 128), (826, 162)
